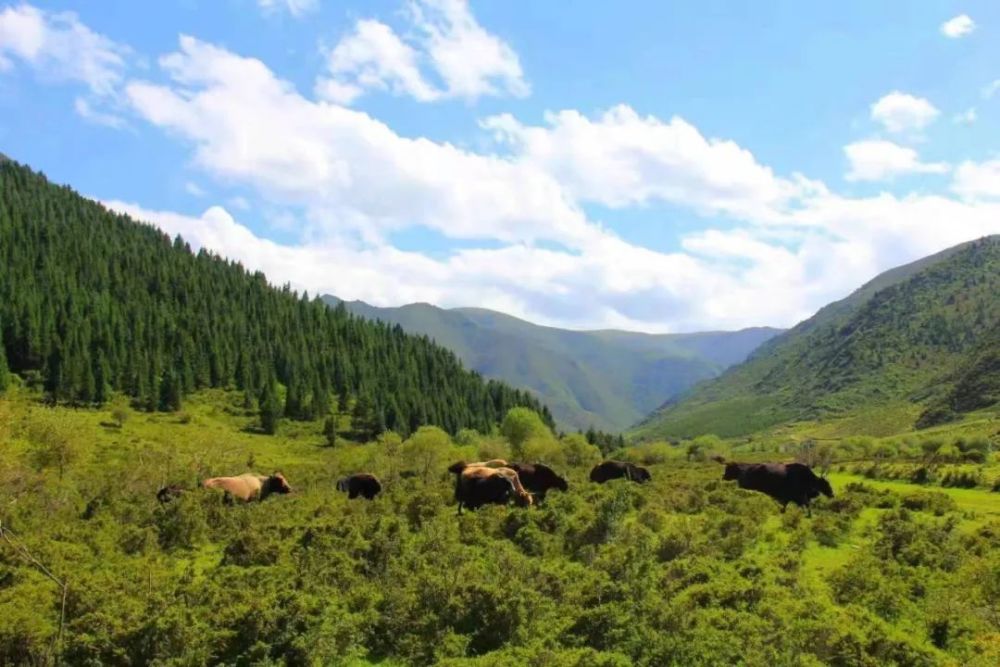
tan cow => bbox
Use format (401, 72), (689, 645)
(450, 463), (533, 513)
(202, 472), (292, 503)
(446, 459), (507, 474)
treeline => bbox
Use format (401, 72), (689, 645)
(0, 159), (553, 436)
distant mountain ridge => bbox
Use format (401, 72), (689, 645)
(324, 296), (781, 432)
(633, 235), (1000, 439)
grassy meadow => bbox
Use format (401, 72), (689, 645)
(2, 383), (1000, 665)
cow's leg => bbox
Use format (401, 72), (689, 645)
(349, 490), (358, 499)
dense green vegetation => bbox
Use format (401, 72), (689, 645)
(4, 155), (1000, 665)
(634, 236), (1000, 440)
(2, 387), (1000, 665)
(326, 296), (779, 432)
(0, 159), (551, 437)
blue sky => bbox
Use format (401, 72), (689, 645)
(1, 0), (999, 332)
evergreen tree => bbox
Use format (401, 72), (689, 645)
(322, 416), (338, 447)
(0, 341), (8, 394)
(259, 383), (281, 435)
(159, 369), (182, 412)
(0, 158), (554, 435)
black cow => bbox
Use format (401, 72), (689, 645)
(590, 460), (651, 484)
(156, 484), (185, 504)
(452, 465), (532, 514)
(336, 473), (382, 500)
(721, 461), (833, 515)
(507, 462), (568, 501)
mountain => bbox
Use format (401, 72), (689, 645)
(324, 296), (781, 432)
(0, 157), (551, 436)
(633, 236), (1000, 440)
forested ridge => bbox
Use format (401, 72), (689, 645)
(326, 295), (780, 432)
(634, 235), (1000, 439)
(0, 158), (552, 435)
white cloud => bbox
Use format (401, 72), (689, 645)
(482, 106), (806, 222)
(319, 19), (438, 103)
(127, 36), (592, 249)
(870, 91), (940, 134)
(953, 108), (977, 125)
(952, 159), (1000, 200)
(317, 0), (527, 103)
(983, 79), (1000, 99)
(409, 0), (529, 99)
(115, 35), (1000, 332)
(844, 140), (949, 182)
(98, 200), (825, 332)
(257, 0), (318, 18)
(0, 3), (126, 95)
(73, 96), (126, 128)
(940, 14), (975, 38)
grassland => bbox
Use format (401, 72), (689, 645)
(2, 384), (1000, 665)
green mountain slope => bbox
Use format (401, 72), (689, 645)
(0, 157), (551, 435)
(324, 296), (780, 432)
(633, 236), (1000, 439)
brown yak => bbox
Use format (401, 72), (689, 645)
(447, 459), (508, 473)
(202, 472), (292, 503)
(449, 462), (533, 514)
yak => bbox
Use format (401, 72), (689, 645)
(507, 462), (568, 501)
(719, 460), (833, 515)
(446, 459), (508, 474)
(337, 473), (382, 500)
(202, 472), (292, 503)
(590, 460), (651, 484)
(450, 463), (533, 514)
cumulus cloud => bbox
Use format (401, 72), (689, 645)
(0, 3), (126, 95)
(844, 140), (949, 182)
(410, 0), (529, 99)
(319, 19), (437, 103)
(940, 14), (975, 38)
(870, 91), (939, 134)
(116, 36), (1000, 331)
(126, 36), (591, 249)
(257, 0), (318, 18)
(9, 8), (997, 332)
(316, 0), (527, 103)
(98, 200), (831, 332)
(952, 159), (1000, 201)
(481, 106), (808, 222)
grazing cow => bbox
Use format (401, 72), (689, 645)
(337, 473), (382, 500)
(589, 460), (651, 484)
(719, 461), (833, 515)
(507, 462), (568, 501)
(450, 463), (533, 514)
(202, 472), (292, 503)
(156, 484), (185, 504)
(446, 459), (508, 474)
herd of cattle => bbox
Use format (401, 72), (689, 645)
(156, 457), (834, 515)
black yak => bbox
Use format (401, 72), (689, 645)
(336, 473), (383, 500)
(590, 460), (651, 484)
(719, 460), (832, 515)
(507, 462), (568, 501)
